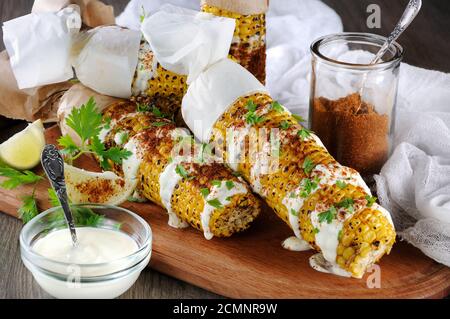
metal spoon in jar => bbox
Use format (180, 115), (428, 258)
(41, 144), (78, 247)
(358, 0), (422, 104)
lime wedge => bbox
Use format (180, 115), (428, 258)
(0, 120), (45, 170)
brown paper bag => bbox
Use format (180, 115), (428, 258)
(0, 0), (115, 123)
(0, 51), (73, 122)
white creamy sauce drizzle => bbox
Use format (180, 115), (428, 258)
(122, 139), (141, 188)
(114, 131), (128, 146)
(157, 130), (195, 229)
(159, 160), (189, 228)
(309, 253), (352, 278)
(132, 41), (157, 95)
(200, 181), (247, 240)
(247, 104), (274, 194)
(282, 236), (311, 252)
(99, 125), (113, 143)
(225, 126), (250, 171)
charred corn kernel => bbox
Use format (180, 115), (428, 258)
(99, 100), (261, 239)
(201, 4), (266, 84)
(343, 247), (355, 260)
(364, 231), (377, 242)
(132, 40), (187, 108)
(211, 92), (396, 278)
(336, 256), (346, 267)
(360, 246), (371, 258)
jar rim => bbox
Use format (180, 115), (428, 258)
(20, 204), (152, 274)
(310, 32), (404, 70)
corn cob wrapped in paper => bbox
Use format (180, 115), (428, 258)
(97, 100), (261, 239)
(142, 6), (396, 278)
(201, 0), (267, 84)
(131, 40), (187, 108)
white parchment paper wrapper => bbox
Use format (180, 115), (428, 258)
(141, 4), (235, 84)
(2, 5), (81, 89)
(72, 26), (141, 98)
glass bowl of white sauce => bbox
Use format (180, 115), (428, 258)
(20, 204), (152, 299)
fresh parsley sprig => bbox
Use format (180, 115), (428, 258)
(318, 206), (337, 224)
(297, 127), (313, 141)
(302, 157), (316, 175)
(0, 165), (42, 189)
(245, 100), (265, 125)
(175, 164), (195, 180)
(366, 195), (377, 207)
(58, 97), (132, 170)
(18, 194), (39, 224)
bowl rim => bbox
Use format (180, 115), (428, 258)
(20, 204), (152, 270)
(310, 32), (404, 71)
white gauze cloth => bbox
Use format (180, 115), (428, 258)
(2, 5), (81, 89)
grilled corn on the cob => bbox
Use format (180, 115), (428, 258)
(201, 3), (266, 84)
(132, 40), (188, 108)
(99, 100), (261, 239)
(210, 93), (396, 278)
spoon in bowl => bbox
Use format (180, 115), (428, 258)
(358, 0), (422, 108)
(41, 144), (78, 247)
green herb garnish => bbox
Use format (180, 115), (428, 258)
(299, 177), (319, 198)
(137, 103), (151, 112)
(58, 97), (132, 170)
(302, 157), (315, 175)
(48, 188), (60, 207)
(18, 195), (39, 224)
(318, 206), (337, 224)
(271, 101), (284, 113)
(207, 198), (223, 209)
(0, 165), (42, 189)
(279, 121), (290, 130)
(366, 195), (377, 207)
(245, 100), (264, 125)
(297, 127), (313, 141)
(225, 180), (235, 190)
(246, 100), (257, 112)
(292, 114), (305, 123)
(151, 121), (169, 127)
(290, 209), (299, 216)
(336, 180), (347, 189)
(337, 198), (355, 213)
(139, 5), (146, 23)
(200, 188), (210, 198)
(211, 180), (222, 187)
(175, 164), (193, 179)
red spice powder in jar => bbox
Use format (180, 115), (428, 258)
(311, 93), (389, 176)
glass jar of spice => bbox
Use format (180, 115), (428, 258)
(309, 33), (403, 180)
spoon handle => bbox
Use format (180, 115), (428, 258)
(41, 144), (78, 247)
(371, 0), (422, 64)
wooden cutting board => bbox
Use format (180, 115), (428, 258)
(1, 126), (449, 299)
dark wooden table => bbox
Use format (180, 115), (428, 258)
(0, 0), (449, 299)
